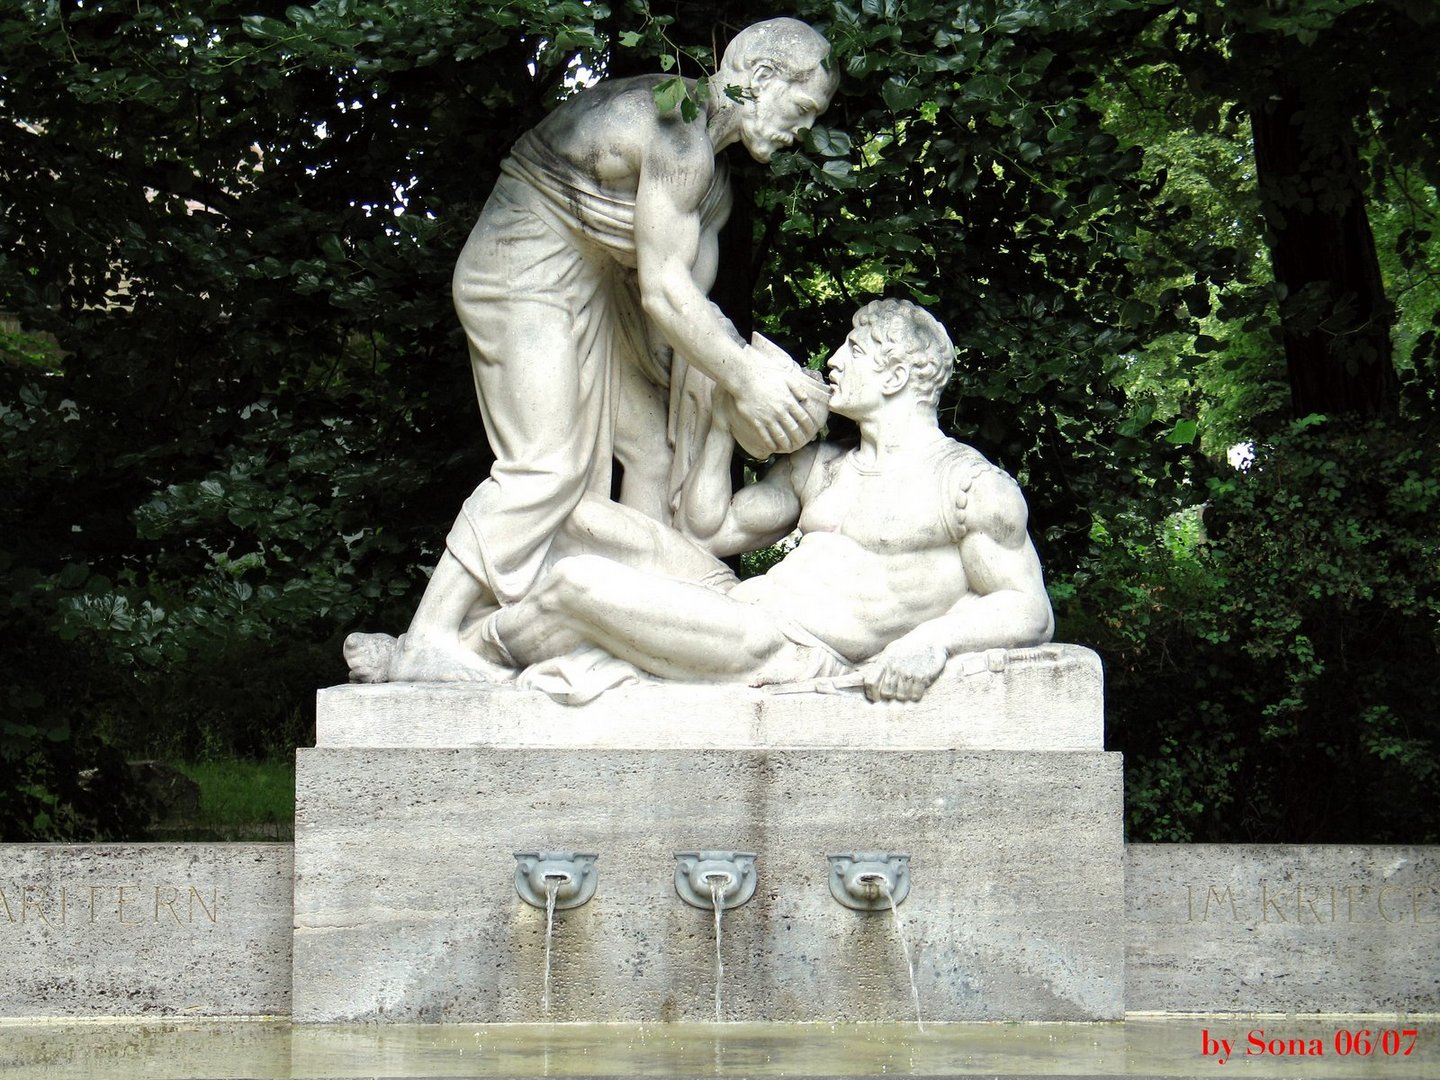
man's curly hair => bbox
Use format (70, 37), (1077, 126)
(851, 298), (955, 408)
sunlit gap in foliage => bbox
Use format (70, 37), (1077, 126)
(526, 49), (601, 92)
(350, 175), (425, 222)
(310, 100), (430, 223)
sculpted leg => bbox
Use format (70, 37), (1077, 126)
(381, 251), (608, 682)
(496, 554), (787, 681)
(386, 551), (514, 682)
(451, 205), (618, 602)
(612, 353), (674, 523)
(555, 494), (735, 586)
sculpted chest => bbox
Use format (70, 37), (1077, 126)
(797, 453), (956, 551)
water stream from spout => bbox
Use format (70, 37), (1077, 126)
(708, 879), (726, 1023)
(542, 879), (560, 1019)
(879, 880), (923, 1031)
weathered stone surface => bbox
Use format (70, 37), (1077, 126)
(318, 644), (1103, 752)
(292, 747), (1124, 1023)
(1126, 844), (1440, 1013)
(0, 844), (293, 1017)
(9, 835), (1440, 1022)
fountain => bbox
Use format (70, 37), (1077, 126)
(292, 642), (1121, 1023)
(512, 852), (599, 912)
(294, 15), (1121, 1022)
(0, 20), (1435, 1073)
(827, 853), (911, 912)
(673, 853), (757, 1022)
(512, 853), (597, 1016)
(883, 882), (924, 1032)
(829, 854), (923, 1028)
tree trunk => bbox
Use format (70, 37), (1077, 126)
(1249, 78), (1398, 417)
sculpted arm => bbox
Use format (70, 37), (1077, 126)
(864, 470), (1054, 702)
(677, 388), (815, 558)
(634, 125), (827, 454)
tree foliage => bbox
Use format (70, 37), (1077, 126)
(2, 0), (598, 832)
(1134, 0), (1440, 417)
(3, 0), (1437, 840)
(1069, 411), (1440, 841)
(753, 0), (1204, 562)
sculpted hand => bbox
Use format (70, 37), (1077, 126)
(728, 332), (830, 457)
(863, 641), (948, 703)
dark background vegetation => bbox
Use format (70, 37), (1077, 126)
(2, 0), (1437, 842)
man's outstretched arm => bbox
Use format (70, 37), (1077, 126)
(863, 470), (1054, 702)
(677, 384), (820, 559)
(633, 121), (827, 455)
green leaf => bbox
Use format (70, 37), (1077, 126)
(1119, 300), (1154, 328)
(653, 78), (686, 115)
(1165, 419), (1199, 445)
(808, 125), (852, 158)
(57, 563), (90, 590)
(820, 158), (856, 187)
(881, 77), (922, 113)
(1182, 284), (1212, 318)
(1088, 182), (1116, 207)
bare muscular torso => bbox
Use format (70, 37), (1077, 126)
(730, 440), (974, 662)
(530, 76), (717, 195)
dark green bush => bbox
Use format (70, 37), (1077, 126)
(1062, 415), (1440, 842)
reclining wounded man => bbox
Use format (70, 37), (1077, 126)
(467, 298), (1055, 703)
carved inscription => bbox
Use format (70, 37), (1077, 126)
(1185, 881), (1439, 925)
(0, 884), (220, 927)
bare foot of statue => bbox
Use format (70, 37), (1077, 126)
(344, 632), (399, 683)
(387, 631), (515, 683)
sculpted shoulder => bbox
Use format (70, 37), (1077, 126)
(954, 451), (1030, 546)
(532, 76), (718, 189)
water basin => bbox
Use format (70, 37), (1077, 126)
(1, 1016), (1435, 1078)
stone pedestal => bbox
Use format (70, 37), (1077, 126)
(292, 644), (1123, 1022)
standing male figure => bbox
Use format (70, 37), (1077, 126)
(363, 19), (839, 683)
(493, 300), (1056, 703)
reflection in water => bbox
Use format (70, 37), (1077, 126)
(0, 1016), (1432, 1079)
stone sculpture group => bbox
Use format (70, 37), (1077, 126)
(345, 17), (1054, 702)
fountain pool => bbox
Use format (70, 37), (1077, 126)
(2, 1016), (1434, 1079)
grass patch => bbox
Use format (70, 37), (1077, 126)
(164, 759), (295, 841)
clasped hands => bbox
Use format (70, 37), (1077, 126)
(722, 332), (830, 458)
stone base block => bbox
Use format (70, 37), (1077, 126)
(293, 747), (1123, 1023)
(1127, 844), (1440, 1013)
(314, 644), (1103, 752)
(0, 844), (293, 1017)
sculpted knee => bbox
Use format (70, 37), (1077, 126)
(737, 618), (787, 667)
(544, 555), (609, 612)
